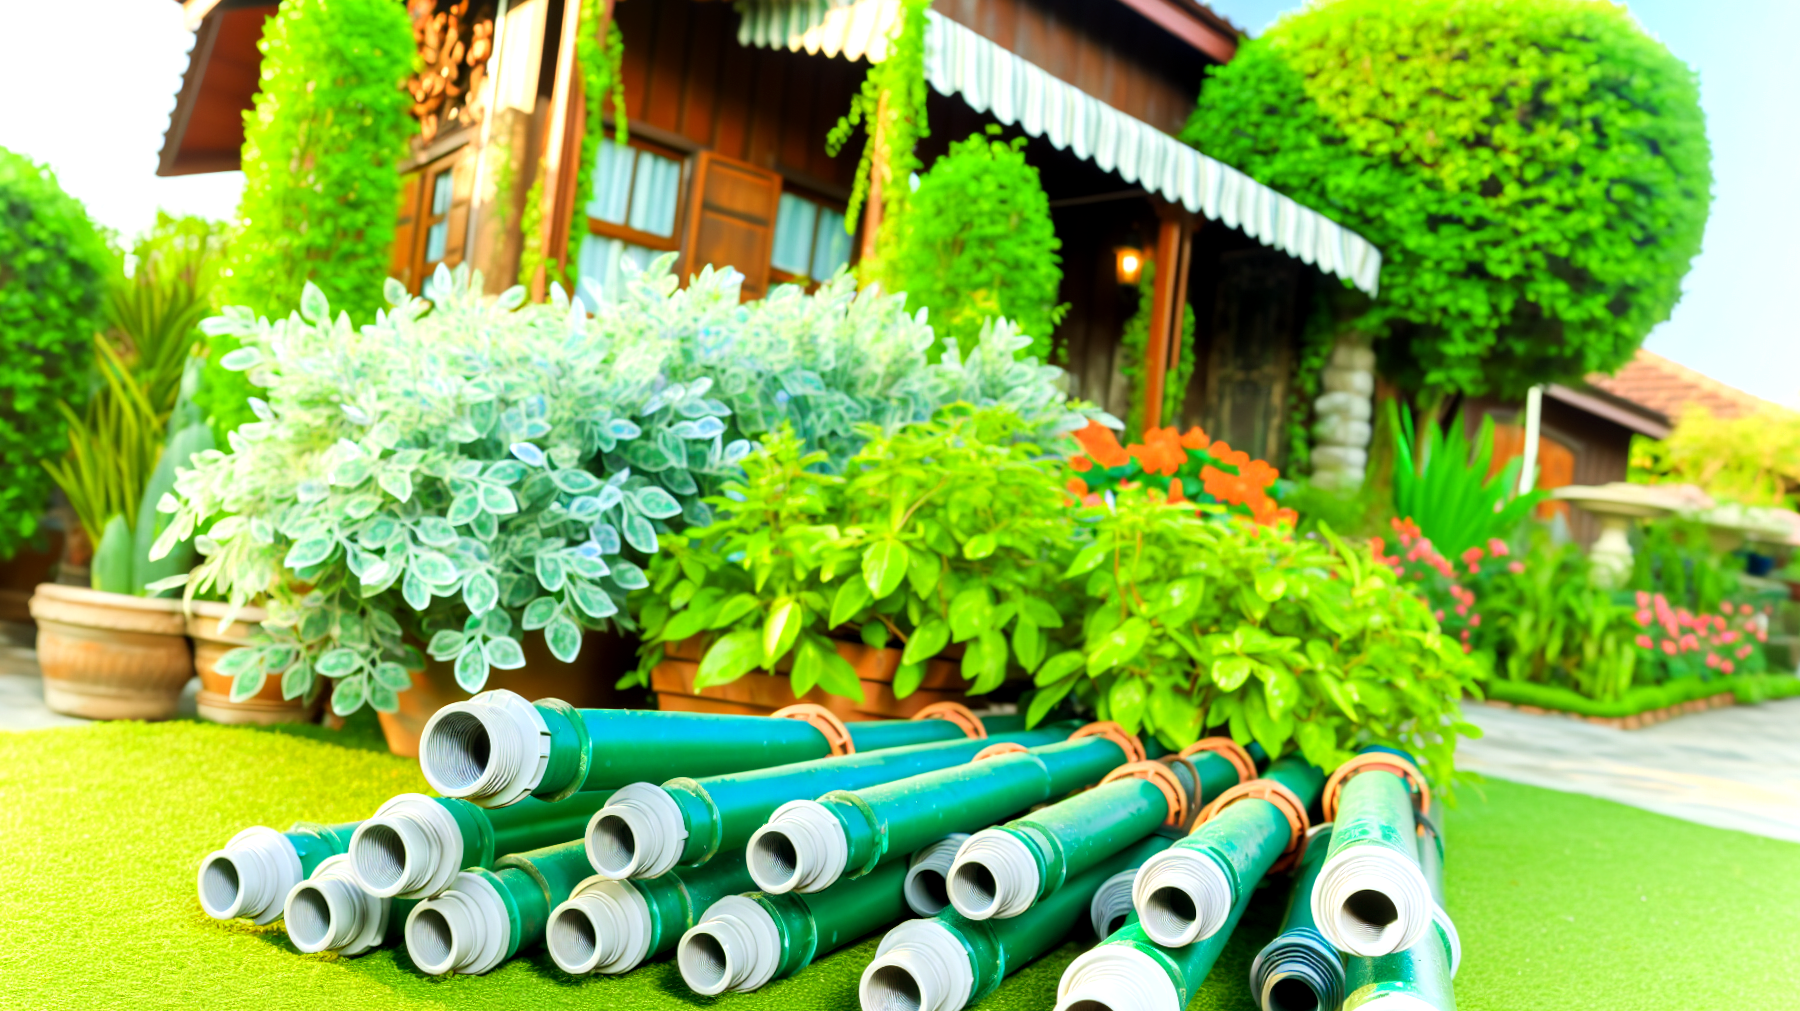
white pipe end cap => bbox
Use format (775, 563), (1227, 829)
(678, 895), (782, 995)
(860, 918), (974, 1011)
(587, 783), (687, 880)
(350, 793), (462, 899)
(1131, 845), (1234, 946)
(405, 871), (510, 976)
(549, 875), (654, 975)
(419, 689), (551, 808)
(948, 829), (1041, 920)
(1056, 943), (1182, 1011)
(284, 854), (389, 956)
(198, 826), (302, 925)
(749, 800), (849, 894)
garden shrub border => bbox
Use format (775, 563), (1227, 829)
(1482, 673), (1800, 727)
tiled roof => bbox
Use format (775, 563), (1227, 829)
(1586, 350), (1789, 422)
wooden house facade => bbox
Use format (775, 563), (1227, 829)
(162, 0), (1384, 463)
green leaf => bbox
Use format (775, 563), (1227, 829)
(1148, 685), (1199, 747)
(547, 613), (583, 663)
(892, 662), (926, 699)
(902, 618), (950, 666)
(1063, 541), (1109, 578)
(1012, 615), (1044, 672)
(1020, 596), (1064, 629)
(1034, 650), (1084, 686)
(283, 537), (334, 569)
(712, 593), (762, 630)
(1026, 676), (1076, 726)
(455, 641), (487, 694)
(1254, 569), (1288, 603)
(962, 532), (997, 560)
(484, 635), (527, 670)
(947, 586), (993, 643)
(696, 629), (763, 688)
(829, 579), (872, 628)
(1086, 617), (1149, 675)
(763, 597), (803, 665)
(571, 582), (619, 619)
(862, 538), (909, 599)
(1212, 655), (1254, 692)
(523, 595), (561, 631)
(281, 659), (314, 701)
(462, 572), (498, 615)
(479, 483), (519, 515)
(315, 648), (359, 678)
(230, 670), (267, 704)
(1108, 676), (1147, 734)
(331, 675), (366, 716)
(411, 551), (459, 585)
(861, 622), (891, 649)
(906, 548), (941, 597)
(373, 662), (413, 691)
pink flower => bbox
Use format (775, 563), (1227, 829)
(1508, 561), (1525, 574)
(1635, 635), (1653, 649)
(1455, 604), (1469, 617)
(1722, 660), (1735, 675)
(1435, 609), (1445, 622)
(1470, 614), (1482, 627)
(1706, 653), (1721, 668)
(1737, 644), (1754, 659)
(1636, 591), (1651, 608)
(1636, 609), (1652, 626)
(1488, 538), (1510, 557)
(1680, 634), (1699, 651)
(1661, 640), (1678, 656)
(1721, 602), (1735, 615)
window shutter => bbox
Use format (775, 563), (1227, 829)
(680, 151), (781, 299)
(391, 171), (424, 291)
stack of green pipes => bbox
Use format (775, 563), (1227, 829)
(196, 692), (1457, 1011)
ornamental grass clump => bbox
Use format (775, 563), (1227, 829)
(155, 264), (1082, 714)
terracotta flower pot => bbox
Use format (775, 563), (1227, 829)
(376, 629), (638, 757)
(188, 600), (319, 726)
(28, 583), (192, 720)
(651, 636), (973, 721)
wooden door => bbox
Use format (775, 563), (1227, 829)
(1201, 250), (1299, 463)
(680, 151), (781, 299)
(390, 171), (425, 290)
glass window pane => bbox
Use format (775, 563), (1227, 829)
(811, 207), (851, 279)
(628, 151), (681, 237)
(588, 142), (634, 225)
(425, 221), (449, 263)
(576, 233), (661, 309)
(431, 170), (454, 216)
(771, 193), (819, 276)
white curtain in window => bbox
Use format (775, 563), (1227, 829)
(576, 234), (660, 308)
(628, 152), (682, 238)
(771, 193), (819, 275)
(810, 207), (850, 279)
(589, 141), (633, 225)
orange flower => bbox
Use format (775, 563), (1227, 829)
(1179, 426), (1211, 450)
(1067, 477), (1090, 497)
(1070, 455), (1093, 473)
(1128, 426), (1188, 475)
(1167, 476), (1187, 504)
(1073, 420), (1130, 469)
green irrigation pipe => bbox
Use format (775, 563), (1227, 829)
(197, 820), (359, 924)
(283, 854), (418, 957)
(403, 840), (595, 976)
(546, 850), (755, 975)
(1311, 751), (1433, 957)
(1054, 858), (1260, 1011)
(419, 689), (1022, 807)
(1131, 754), (1325, 947)
(745, 734), (1163, 896)
(1341, 807), (1460, 1011)
(1248, 824), (1344, 1011)
(944, 762), (1186, 921)
(1087, 835), (1177, 940)
(585, 723), (1079, 880)
(676, 858), (909, 994)
(858, 835), (1174, 1011)
(349, 790), (613, 900)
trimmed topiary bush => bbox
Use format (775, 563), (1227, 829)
(225, 0), (415, 323)
(1184, 0), (1711, 399)
(0, 147), (115, 558)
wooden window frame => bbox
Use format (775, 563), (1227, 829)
(767, 182), (853, 289)
(394, 145), (468, 293)
(583, 135), (689, 254)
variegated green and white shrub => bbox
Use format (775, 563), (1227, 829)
(154, 260), (1088, 714)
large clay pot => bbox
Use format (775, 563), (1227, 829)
(188, 600), (318, 725)
(376, 629), (637, 757)
(28, 583), (192, 720)
(651, 636), (972, 721)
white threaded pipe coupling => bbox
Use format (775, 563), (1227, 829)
(947, 829), (1040, 921)
(1131, 845), (1235, 947)
(904, 834), (969, 917)
(405, 871), (511, 976)
(586, 782), (688, 880)
(283, 854), (391, 956)
(418, 689), (552, 808)
(197, 826), (303, 925)
(1087, 869), (1139, 940)
(349, 794), (462, 900)
(1055, 943), (1182, 1011)
(1310, 844), (1434, 956)
(859, 918), (976, 1011)
(678, 895), (782, 995)
(748, 800), (849, 894)
(548, 875), (654, 975)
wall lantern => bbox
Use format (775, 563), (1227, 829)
(1114, 246), (1145, 285)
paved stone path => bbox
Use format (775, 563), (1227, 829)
(1459, 697), (1800, 843)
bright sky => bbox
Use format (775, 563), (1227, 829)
(1, 0), (1793, 407)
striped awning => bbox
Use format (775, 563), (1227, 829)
(734, 0), (1383, 296)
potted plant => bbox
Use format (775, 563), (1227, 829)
(152, 264), (1086, 752)
(631, 405), (1082, 717)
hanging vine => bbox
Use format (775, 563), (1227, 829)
(827, 0), (930, 289)
(1116, 259), (1196, 436)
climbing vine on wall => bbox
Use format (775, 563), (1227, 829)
(1115, 259), (1195, 435)
(828, 0), (930, 288)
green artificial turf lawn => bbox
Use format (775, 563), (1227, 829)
(2, 720), (1798, 1010)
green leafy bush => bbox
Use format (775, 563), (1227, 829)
(158, 265), (1084, 714)
(0, 147), (115, 558)
(884, 129), (1066, 361)
(632, 406), (1080, 700)
(225, 0), (414, 323)
(1038, 496), (1478, 783)
(1630, 405), (1800, 508)
(1185, 0), (1711, 398)
(830, 0), (930, 285)
(1391, 402), (1540, 559)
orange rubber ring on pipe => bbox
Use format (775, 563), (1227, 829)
(972, 741), (1029, 762)
(771, 704), (856, 756)
(910, 701), (987, 739)
(1320, 752), (1430, 823)
(1193, 777), (1311, 871)
(1069, 721), (1145, 764)
(1101, 761), (1189, 828)
(1178, 737), (1256, 786)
